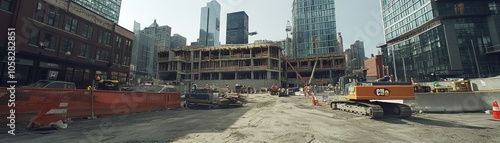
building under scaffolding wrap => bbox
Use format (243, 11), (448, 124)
(158, 42), (346, 88)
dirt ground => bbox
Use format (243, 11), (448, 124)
(1, 93), (499, 143)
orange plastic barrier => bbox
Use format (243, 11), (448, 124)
(0, 87), (182, 128)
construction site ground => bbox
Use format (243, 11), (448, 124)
(1, 94), (499, 143)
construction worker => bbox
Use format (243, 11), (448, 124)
(247, 86), (253, 97)
(304, 85), (309, 99)
(192, 83), (198, 93)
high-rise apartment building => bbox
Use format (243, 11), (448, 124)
(72, 0), (122, 23)
(199, 0), (221, 47)
(292, 0), (338, 57)
(380, 0), (500, 81)
(171, 34), (187, 49)
(349, 40), (365, 69)
(226, 11), (249, 44)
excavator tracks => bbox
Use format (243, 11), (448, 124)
(330, 101), (412, 119)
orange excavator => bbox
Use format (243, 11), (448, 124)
(331, 74), (415, 119)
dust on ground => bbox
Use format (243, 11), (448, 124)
(1, 94), (498, 143)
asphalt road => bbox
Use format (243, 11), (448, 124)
(1, 93), (499, 143)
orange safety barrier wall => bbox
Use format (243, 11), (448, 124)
(0, 87), (181, 127)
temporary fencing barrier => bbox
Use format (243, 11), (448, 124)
(0, 87), (181, 129)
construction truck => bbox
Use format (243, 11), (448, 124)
(97, 79), (120, 90)
(185, 88), (245, 109)
(331, 74), (415, 119)
(409, 77), (431, 93)
(451, 79), (472, 92)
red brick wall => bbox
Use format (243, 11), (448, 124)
(364, 55), (384, 78)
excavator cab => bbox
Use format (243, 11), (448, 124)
(339, 76), (358, 95)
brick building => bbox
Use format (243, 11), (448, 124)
(364, 54), (384, 81)
(0, 0), (133, 88)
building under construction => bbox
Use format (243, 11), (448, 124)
(158, 42), (346, 88)
(158, 43), (282, 88)
(284, 54), (346, 87)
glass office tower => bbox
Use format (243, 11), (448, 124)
(73, 0), (121, 23)
(380, 0), (500, 81)
(292, 0), (339, 57)
(226, 11), (249, 44)
(199, 0), (221, 47)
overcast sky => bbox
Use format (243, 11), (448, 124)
(118, 0), (385, 57)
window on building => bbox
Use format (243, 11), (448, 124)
(44, 33), (58, 50)
(114, 53), (120, 64)
(28, 29), (40, 45)
(34, 2), (44, 22)
(81, 24), (93, 39)
(125, 40), (132, 52)
(95, 50), (100, 60)
(116, 36), (122, 48)
(47, 6), (60, 27)
(123, 56), (130, 66)
(98, 30), (111, 45)
(96, 49), (109, 61)
(79, 45), (91, 58)
(60, 38), (74, 53)
(64, 16), (78, 33)
(0, 0), (13, 12)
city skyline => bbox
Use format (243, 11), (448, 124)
(118, 0), (385, 57)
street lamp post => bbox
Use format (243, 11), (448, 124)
(63, 51), (71, 81)
(32, 41), (46, 83)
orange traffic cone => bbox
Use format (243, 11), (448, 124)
(311, 96), (318, 106)
(492, 101), (500, 120)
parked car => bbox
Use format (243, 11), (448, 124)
(24, 80), (76, 89)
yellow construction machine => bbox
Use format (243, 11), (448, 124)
(451, 80), (472, 92)
(331, 74), (415, 119)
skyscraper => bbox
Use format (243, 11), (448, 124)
(132, 21), (156, 78)
(226, 11), (249, 44)
(349, 40), (365, 69)
(199, 0), (221, 47)
(171, 34), (187, 49)
(144, 20), (172, 50)
(292, 0), (338, 57)
(72, 0), (122, 23)
(380, 0), (500, 81)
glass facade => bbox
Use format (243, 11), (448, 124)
(199, 0), (221, 47)
(381, 0), (500, 81)
(73, 0), (121, 23)
(226, 11), (249, 44)
(292, 0), (338, 57)
(381, 0), (433, 41)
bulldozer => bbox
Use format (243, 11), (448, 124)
(331, 74), (415, 119)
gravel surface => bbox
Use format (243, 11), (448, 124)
(1, 93), (499, 143)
